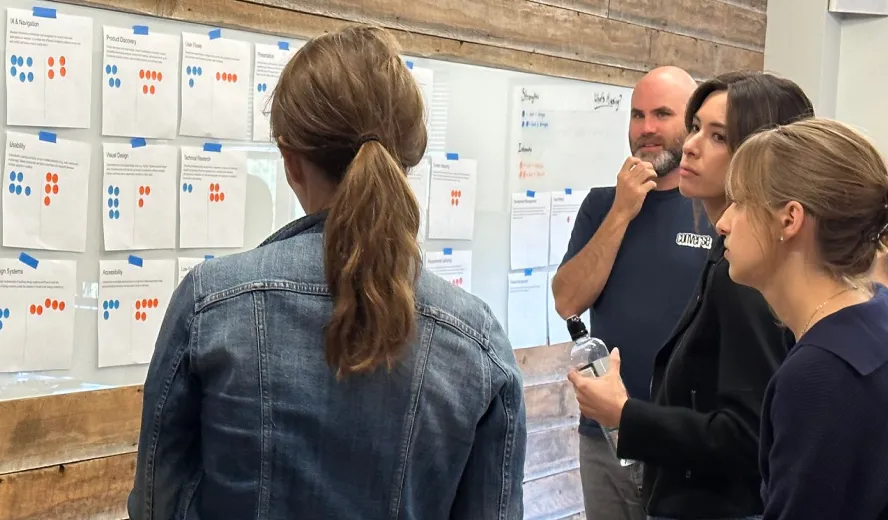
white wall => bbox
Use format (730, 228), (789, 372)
(764, 0), (888, 152)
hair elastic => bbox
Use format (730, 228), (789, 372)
(874, 203), (888, 242)
(357, 135), (380, 147)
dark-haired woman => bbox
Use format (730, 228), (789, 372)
(568, 71), (814, 519)
(127, 26), (526, 520)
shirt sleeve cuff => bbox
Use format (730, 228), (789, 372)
(616, 397), (660, 461)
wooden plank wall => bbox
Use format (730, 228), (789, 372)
(2, 0), (769, 518)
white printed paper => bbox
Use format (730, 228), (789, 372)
(547, 269), (590, 345)
(511, 191), (551, 270)
(101, 26), (180, 138)
(0, 257), (76, 372)
(511, 85), (631, 188)
(3, 131), (91, 252)
(427, 155), (477, 240)
(408, 157), (431, 241)
(507, 270), (549, 349)
(425, 249), (472, 293)
(408, 64), (434, 131)
(550, 190), (586, 265)
(98, 258), (174, 367)
(177, 255), (213, 284)
(252, 43), (295, 141)
(180, 32), (251, 140)
(102, 143), (177, 251)
(5, 8), (93, 128)
(179, 146), (247, 248)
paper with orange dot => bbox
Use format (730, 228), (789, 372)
(424, 249), (473, 294)
(427, 155), (478, 240)
(5, 8), (93, 128)
(97, 259), (174, 367)
(2, 131), (90, 252)
(178, 146), (247, 248)
(101, 142), (177, 250)
(180, 32), (251, 140)
(0, 258), (77, 373)
(101, 26), (180, 138)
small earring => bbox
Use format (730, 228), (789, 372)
(779, 236), (784, 242)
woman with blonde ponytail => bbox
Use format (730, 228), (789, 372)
(128, 26), (526, 520)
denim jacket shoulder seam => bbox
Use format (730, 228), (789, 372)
(415, 304), (489, 348)
(195, 281), (329, 311)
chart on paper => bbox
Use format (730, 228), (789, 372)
(252, 42), (295, 141)
(102, 142), (177, 250)
(5, 8), (93, 128)
(2, 131), (91, 252)
(427, 155), (477, 240)
(97, 258), (174, 367)
(101, 26), (180, 138)
(425, 249), (472, 293)
(0, 256), (77, 372)
(180, 31), (251, 140)
(179, 146), (247, 248)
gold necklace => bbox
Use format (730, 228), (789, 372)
(802, 286), (859, 335)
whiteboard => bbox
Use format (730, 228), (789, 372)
(0, 0), (632, 396)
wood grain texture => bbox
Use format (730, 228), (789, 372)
(525, 424), (579, 480)
(0, 453), (135, 520)
(0, 386), (142, 475)
(525, 379), (579, 427)
(523, 468), (584, 520)
(609, 0), (767, 51)
(516, 343), (574, 385)
(650, 30), (764, 80)
(716, 0), (767, 13)
(525, 0), (608, 16)
(247, 0), (654, 71)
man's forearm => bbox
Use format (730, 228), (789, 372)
(553, 210), (630, 318)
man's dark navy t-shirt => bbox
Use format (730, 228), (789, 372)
(559, 187), (712, 437)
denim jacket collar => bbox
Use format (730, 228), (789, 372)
(259, 210), (329, 248)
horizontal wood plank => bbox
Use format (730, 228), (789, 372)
(523, 468), (584, 520)
(517, 343), (574, 385)
(650, 30), (764, 80)
(246, 0), (654, 71)
(525, 379), (579, 427)
(0, 453), (135, 520)
(609, 0), (767, 51)
(716, 0), (767, 13)
(525, 0), (608, 16)
(525, 424), (579, 480)
(0, 386), (142, 475)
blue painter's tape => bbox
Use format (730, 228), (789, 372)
(278, 41), (289, 50)
(405, 61), (414, 70)
(443, 248), (453, 255)
(526, 190), (535, 198)
(32, 7), (56, 18)
(128, 255), (144, 267)
(38, 131), (57, 143)
(445, 152), (459, 160)
(208, 28), (222, 40)
(524, 268), (533, 276)
(130, 137), (147, 148)
(565, 188), (572, 195)
(19, 252), (38, 269)
(203, 142), (222, 152)
(133, 25), (149, 35)
(204, 254), (215, 260)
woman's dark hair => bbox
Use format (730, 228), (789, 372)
(269, 26), (427, 377)
(686, 71), (815, 153)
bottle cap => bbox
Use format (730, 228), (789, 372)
(566, 315), (588, 341)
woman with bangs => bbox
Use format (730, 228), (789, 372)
(569, 72), (812, 520)
(717, 118), (888, 519)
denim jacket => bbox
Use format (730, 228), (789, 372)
(128, 212), (527, 520)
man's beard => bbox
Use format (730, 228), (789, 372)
(630, 135), (684, 177)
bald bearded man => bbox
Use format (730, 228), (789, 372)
(553, 66), (712, 520)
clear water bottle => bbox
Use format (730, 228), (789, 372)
(567, 315), (639, 471)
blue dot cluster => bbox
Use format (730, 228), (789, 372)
(107, 185), (121, 219)
(102, 299), (120, 320)
(257, 82), (268, 92)
(8, 171), (30, 196)
(0, 307), (9, 331)
(182, 183), (194, 193)
(9, 55), (34, 83)
(105, 64), (121, 88)
(186, 65), (202, 88)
